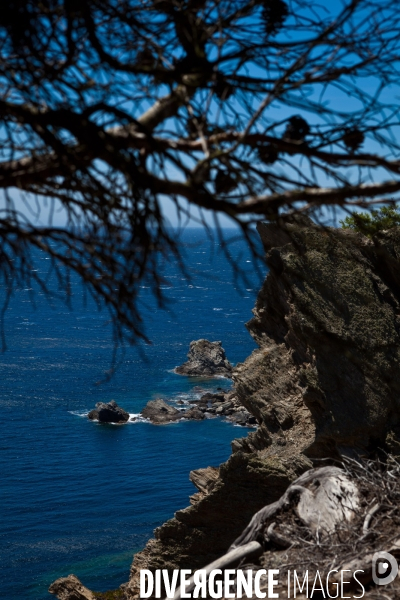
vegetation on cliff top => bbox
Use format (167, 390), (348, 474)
(340, 205), (400, 237)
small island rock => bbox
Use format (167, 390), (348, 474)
(141, 398), (206, 424)
(88, 400), (129, 423)
(141, 398), (182, 424)
(175, 339), (232, 377)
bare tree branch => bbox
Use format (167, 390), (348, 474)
(1, 0), (400, 347)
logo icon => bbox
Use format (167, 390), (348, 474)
(372, 552), (398, 585)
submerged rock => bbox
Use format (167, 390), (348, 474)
(87, 400), (129, 423)
(175, 339), (232, 377)
(48, 574), (95, 600)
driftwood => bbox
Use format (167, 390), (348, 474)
(163, 466), (360, 600)
(230, 466), (359, 550)
(265, 522), (292, 549)
(362, 502), (381, 535)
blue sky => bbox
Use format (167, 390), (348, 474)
(2, 0), (398, 230)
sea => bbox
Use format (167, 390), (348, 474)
(0, 228), (265, 600)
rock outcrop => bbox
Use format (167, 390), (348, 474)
(141, 399), (182, 424)
(88, 400), (129, 423)
(141, 398), (205, 424)
(175, 339), (233, 377)
(140, 392), (254, 426)
(188, 466), (220, 503)
(125, 222), (400, 598)
(190, 390), (257, 427)
(184, 406), (206, 421)
(48, 574), (95, 600)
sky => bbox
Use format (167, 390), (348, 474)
(1, 0), (398, 231)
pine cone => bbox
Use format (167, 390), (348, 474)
(283, 116), (310, 142)
(343, 128), (365, 152)
(261, 0), (289, 35)
(215, 170), (237, 194)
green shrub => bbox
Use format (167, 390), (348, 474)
(340, 205), (400, 236)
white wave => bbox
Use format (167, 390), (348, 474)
(68, 410), (89, 418)
(129, 413), (149, 423)
(213, 308), (223, 311)
(229, 420), (257, 428)
(173, 398), (189, 405)
(69, 410), (150, 424)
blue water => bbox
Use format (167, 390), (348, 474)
(0, 229), (263, 600)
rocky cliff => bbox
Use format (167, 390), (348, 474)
(124, 221), (400, 598)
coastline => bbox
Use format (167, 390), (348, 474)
(118, 221), (400, 600)
(2, 230), (260, 600)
